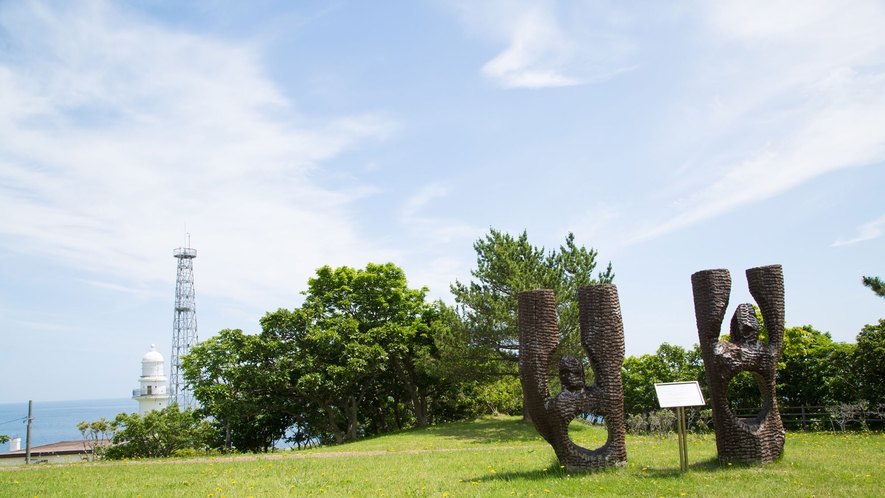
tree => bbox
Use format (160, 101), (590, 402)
(862, 276), (885, 298)
(0, 435), (8, 444)
(777, 325), (857, 406)
(446, 229), (613, 418)
(621, 343), (705, 415)
(182, 328), (299, 453)
(723, 307), (858, 409)
(261, 262), (444, 443)
(855, 319), (885, 404)
(76, 418), (117, 458)
(104, 404), (213, 459)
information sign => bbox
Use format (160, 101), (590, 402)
(653, 381), (706, 472)
(654, 381), (705, 408)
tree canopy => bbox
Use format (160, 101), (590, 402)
(862, 276), (885, 298)
(855, 319), (885, 404)
(182, 328), (299, 452)
(260, 262), (441, 443)
(104, 404), (213, 459)
(443, 229), (613, 417)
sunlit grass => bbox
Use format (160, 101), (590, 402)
(1, 416), (882, 497)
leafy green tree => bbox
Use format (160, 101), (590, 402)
(855, 319), (885, 404)
(0, 435), (8, 444)
(261, 262), (443, 443)
(182, 328), (298, 453)
(446, 229), (613, 418)
(621, 343), (705, 415)
(104, 404), (214, 459)
(777, 325), (859, 406)
(76, 418), (117, 458)
(721, 307), (859, 409)
(822, 341), (861, 404)
(862, 276), (885, 298)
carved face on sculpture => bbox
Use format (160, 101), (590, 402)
(730, 303), (760, 344)
(518, 286), (627, 472)
(691, 265), (786, 464)
(559, 355), (585, 392)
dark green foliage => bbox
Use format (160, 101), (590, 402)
(183, 263), (457, 447)
(620, 314), (878, 418)
(723, 322), (866, 410)
(0, 435), (8, 444)
(103, 404), (214, 459)
(777, 325), (859, 406)
(855, 319), (885, 404)
(259, 263), (450, 444)
(182, 329), (298, 453)
(621, 343), (705, 415)
(450, 230), (613, 364)
(862, 276), (885, 297)
(446, 229), (613, 415)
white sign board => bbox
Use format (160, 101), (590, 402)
(654, 381), (706, 408)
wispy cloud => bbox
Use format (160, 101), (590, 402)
(832, 215), (885, 246)
(76, 279), (164, 298)
(400, 184), (482, 244)
(444, 0), (636, 89)
(479, 4), (579, 89)
(0, 1), (396, 309)
(627, 0), (885, 243)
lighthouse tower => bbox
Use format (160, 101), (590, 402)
(132, 344), (169, 414)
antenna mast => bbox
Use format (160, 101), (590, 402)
(170, 238), (197, 409)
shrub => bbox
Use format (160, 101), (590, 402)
(104, 404), (215, 459)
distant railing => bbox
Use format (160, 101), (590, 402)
(733, 403), (885, 431)
(173, 247), (197, 258)
(132, 388), (169, 397)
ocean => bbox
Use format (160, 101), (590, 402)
(0, 398), (137, 452)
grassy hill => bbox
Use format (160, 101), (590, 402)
(1, 416), (882, 497)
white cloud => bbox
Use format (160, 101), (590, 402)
(445, 0), (636, 89)
(479, 4), (579, 89)
(628, 0), (885, 243)
(402, 184), (450, 219)
(0, 1), (397, 309)
(832, 215), (885, 246)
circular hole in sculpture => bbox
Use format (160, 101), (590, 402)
(727, 371), (763, 419)
(568, 413), (607, 449)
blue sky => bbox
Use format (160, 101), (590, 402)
(1, 0), (883, 403)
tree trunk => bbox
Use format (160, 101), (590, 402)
(372, 396), (390, 434)
(522, 388), (532, 423)
(320, 401), (345, 444)
(225, 421), (232, 453)
(419, 394), (428, 426)
(346, 396), (359, 441)
(394, 360), (428, 427)
(392, 396), (403, 430)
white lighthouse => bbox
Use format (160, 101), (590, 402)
(132, 344), (169, 414)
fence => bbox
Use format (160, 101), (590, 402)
(733, 402), (885, 431)
(626, 403), (885, 435)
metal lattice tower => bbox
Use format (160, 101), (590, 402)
(170, 245), (197, 409)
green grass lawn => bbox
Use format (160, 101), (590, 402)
(1, 417), (883, 497)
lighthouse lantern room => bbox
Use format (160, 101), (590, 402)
(132, 344), (169, 414)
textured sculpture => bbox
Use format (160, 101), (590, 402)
(518, 285), (627, 472)
(691, 265), (785, 464)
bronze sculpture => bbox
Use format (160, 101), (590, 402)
(518, 285), (627, 472)
(691, 265), (785, 464)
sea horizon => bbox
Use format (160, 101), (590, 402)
(0, 398), (137, 453)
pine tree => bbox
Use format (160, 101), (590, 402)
(862, 276), (885, 298)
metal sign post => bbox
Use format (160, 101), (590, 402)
(654, 382), (705, 472)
